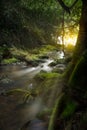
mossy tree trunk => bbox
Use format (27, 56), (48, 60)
(73, 0), (87, 64)
(67, 0), (87, 108)
(48, 1), (87, 130)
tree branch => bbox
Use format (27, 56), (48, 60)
(57, 0), (70, 14)
(57, 0), (79, 13)
(70, 0), (79, 9)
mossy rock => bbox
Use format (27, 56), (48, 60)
(48, 62), (57, 67)
(52, 67), (65, 74)
(34, 71), (58, 82)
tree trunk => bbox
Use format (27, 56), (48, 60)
(73, 0), (87, 64)
(66, 0), (87, 78)
(48, 1), (87, 130)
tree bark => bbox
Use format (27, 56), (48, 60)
(73, 0), (87, 64)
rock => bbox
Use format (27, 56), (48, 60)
(39, 55), (49, 59)
(48, 62), (57, 67)
(0, 78), (10, 83)
(52, 68), (65, 74)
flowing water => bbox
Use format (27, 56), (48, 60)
(0, 58), (54, 130)
(0, 51), (65, 130)
(0, 59), (53, 92)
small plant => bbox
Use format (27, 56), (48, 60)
(6, 88), (38, 104)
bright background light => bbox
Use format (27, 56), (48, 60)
(64, 34), (77, 46)
(57, 33), (77, 47)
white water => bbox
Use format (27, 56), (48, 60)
(13, 59), (53, 77)
(57, 51), (64, 59)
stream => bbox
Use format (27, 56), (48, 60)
(0, 51), (65, 130)
(0, 59), (54, 92)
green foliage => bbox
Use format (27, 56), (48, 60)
(10, 45), (57, 62)
(0, 0), (81, 49)
(0, 0), (62, 48)
(2, 57), (18, 64)
(6, 88), (38, 103)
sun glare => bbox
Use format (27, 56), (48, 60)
(64, 35), (77, 46)
(57, 34), (77, 47)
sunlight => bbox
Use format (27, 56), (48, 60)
(64, 35), (77, 46)
(57, 34), (77, 47)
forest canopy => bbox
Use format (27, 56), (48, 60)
(0, 0), (82, 49)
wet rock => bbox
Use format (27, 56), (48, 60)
(39, 55), (49, 59)
(0, 78), (13, 84)
(52, 68), (65, 74)
(48, 62), (57, 67)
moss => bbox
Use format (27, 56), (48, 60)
(48, 93), (78, 130)
(68, 51), (87, 101)
(2, 57), (18, 64)
(70, 52), (87, 86)
(68, 57), (85, 86)
(34, 72), (59, 81)
(33, 71), (60, 103)
(61, 101), (77, 119)
(48, 94), (64, 130)
(5, 88), (38, 103)
(6, 89), (30, 95)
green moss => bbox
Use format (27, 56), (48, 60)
(33, 71), (60, 101)
(11, 45), (57, 62)
(6, 88), (38, 103)
(2, 57), (18, 64)
(6, 89), (31, 95)
(68, 56), (85, 87)
(48, 94), (64, 130)
(69, 51), (87, 86)
(61, 101), (77, 119)
(41, 72), (59, 79)
(34, 72), (59, 81)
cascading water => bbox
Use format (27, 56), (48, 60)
(0, 51), (65, 130)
